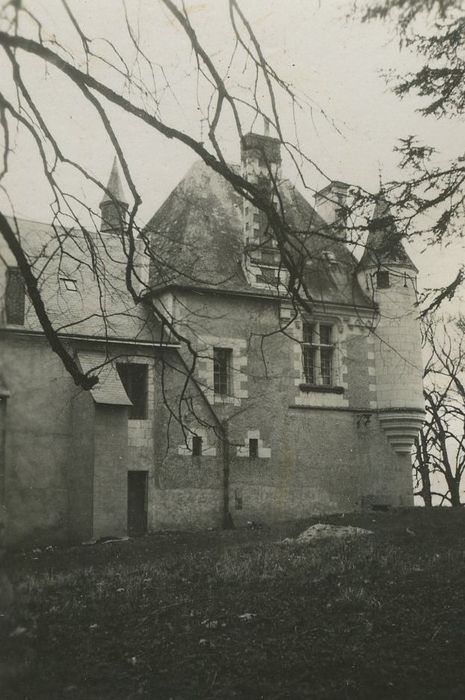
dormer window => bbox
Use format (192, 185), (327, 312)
(255, 267), (278, 285)
(376, 271), (390, 289)
(61, 278), (78, 292)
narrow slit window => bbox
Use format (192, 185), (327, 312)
(249, 438), (259, 459)
(192, 435), (203, 457)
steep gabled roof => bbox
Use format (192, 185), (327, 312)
(144, 160), (372, 308)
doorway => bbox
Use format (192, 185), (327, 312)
(127, 471), (148, 536)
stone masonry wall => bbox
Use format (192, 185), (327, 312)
(150, 290), (415, 528)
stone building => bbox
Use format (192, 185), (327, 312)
(0, 133), (424, 546)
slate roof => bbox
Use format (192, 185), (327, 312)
(144, 159), (373, 309)
(1, 216), (163, 344)
(78, 352), (133, 405)
(100, 157), (127, 204)
(358, 197), (418, 271)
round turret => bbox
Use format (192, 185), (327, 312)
(358, 197), (424, 454)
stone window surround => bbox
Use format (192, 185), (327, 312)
(301, 320), (336, 387)
(286, 309), (350, 409)
(242, 256), (289, 292)
(177, 427), (217, 457)
(236, 429), (271, 459)
(196, 335), (248, 407)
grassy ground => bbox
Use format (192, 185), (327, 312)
(3, 508), (465, 699)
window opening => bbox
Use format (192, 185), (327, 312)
(213, 348), (232, 396)
(116, 363), (148, 419)
(302, 322), (334, 386)
(376, 270), (390, 289)
(192, 435), (203, 457)
(249, 438), (259, 459)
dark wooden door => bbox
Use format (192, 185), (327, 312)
(127, 471), (148, 536)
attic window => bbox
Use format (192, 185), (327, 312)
(376, 271), (390, 289)
(61, 278), (78, 292)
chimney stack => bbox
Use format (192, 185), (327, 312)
(241, 131), (281, 188)
(314, 181), (350, 225)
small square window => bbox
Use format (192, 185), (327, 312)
(376, 271), (390, 289)
(192, 435), (203, 457)
(61, 278), (78, 292)
(249, 438), (259, 459)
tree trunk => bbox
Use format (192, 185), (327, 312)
(221, 420), (234, 530)
(449, 480), (462, 508)
(414, 434), (433, 507)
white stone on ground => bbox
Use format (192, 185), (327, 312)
(283, 523), (374, 543)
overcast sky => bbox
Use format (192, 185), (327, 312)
(1, 0), (463, 292)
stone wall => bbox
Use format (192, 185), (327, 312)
(148, 290), (416, 529)
(0, 278), (421, 543)
(1, 334), (75, 545)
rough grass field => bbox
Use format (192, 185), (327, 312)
(3, 508), (465, 699)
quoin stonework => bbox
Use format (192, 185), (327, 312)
(0, 133), (425, 545)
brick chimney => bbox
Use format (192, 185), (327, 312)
(99, 157), (128, 234)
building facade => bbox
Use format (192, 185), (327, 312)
(0, 134), (425, 546)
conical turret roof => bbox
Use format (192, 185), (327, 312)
(359, 195), (417, 271)
(100, 157), (127, 205)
